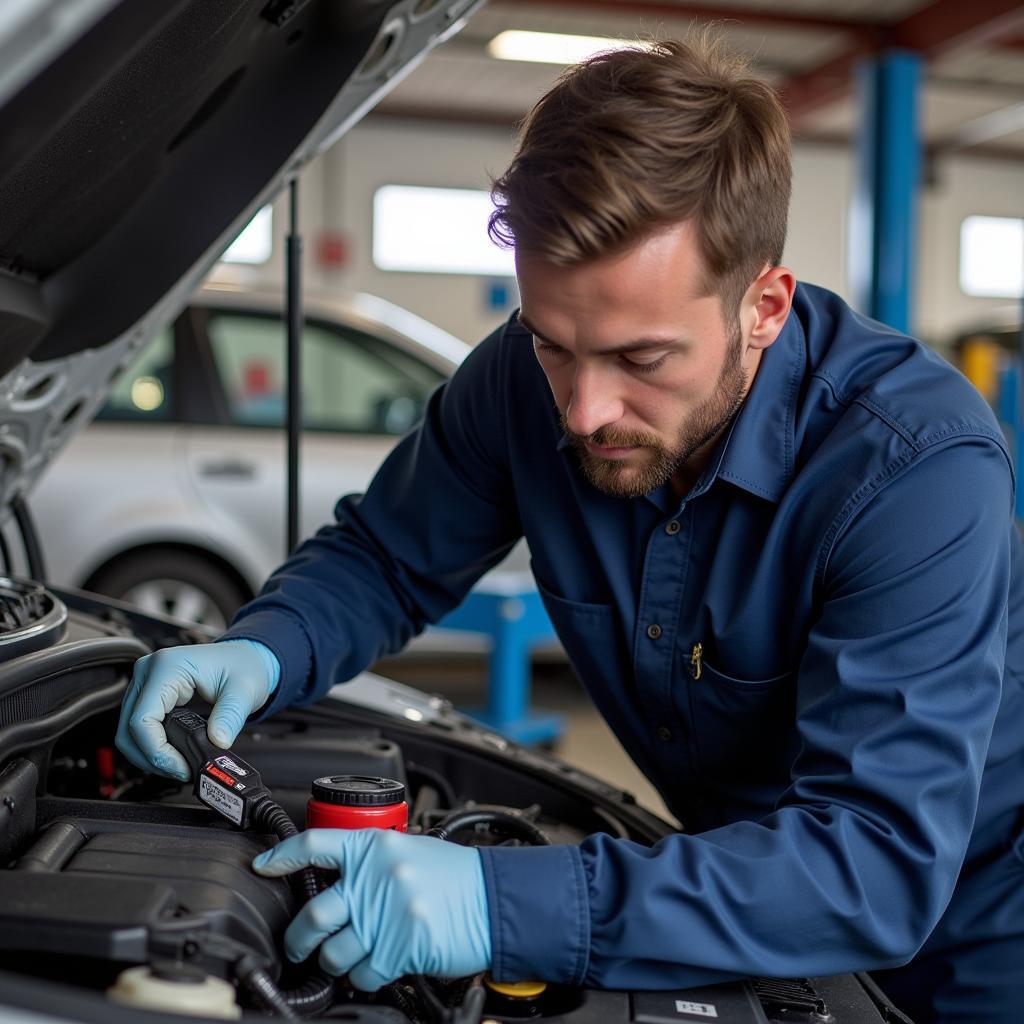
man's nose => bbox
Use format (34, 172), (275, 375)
(565, 366), (624, 438)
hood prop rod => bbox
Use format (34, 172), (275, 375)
(12, 495), (45, 581)
(286, 177), (303, 556)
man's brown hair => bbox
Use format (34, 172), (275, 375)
(489, 33), (792, 322)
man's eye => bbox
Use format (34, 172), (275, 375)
(622, 354), (667, 375)
(535, 340), (568, 357)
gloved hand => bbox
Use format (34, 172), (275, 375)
(116, 639), (280, 780)
(252, 829), (492, 990)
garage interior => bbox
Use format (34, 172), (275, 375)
(1, 2), (1023, 1021)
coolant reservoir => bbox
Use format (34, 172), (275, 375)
(107, 964), (241, 1019)
(306, 775), (408, 831)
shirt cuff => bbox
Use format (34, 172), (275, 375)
(218, 608), (313, 720)
(478, 843), (590, 985)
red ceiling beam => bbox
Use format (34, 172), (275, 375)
(782, 0), (1024, 124)
(890, 0), (1024, 54)
(779, 42), (875, 121)
(505, 0), (879, 38)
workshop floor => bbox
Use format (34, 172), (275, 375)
(372, 655), (677, 825)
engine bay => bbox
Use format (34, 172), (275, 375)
(0, 584), (911, 1023)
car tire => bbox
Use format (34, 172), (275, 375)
(87, 550), (249, 630)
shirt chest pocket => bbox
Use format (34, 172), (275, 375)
(533, 576), (657, 765)
(534, 577), (624, 705)
(685, 657), (799, 782)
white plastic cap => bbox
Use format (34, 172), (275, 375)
(107, 965), (241, 1019)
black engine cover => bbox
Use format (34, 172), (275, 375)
(0, 810), (295, 977)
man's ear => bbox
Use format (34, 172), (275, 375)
(746, 266), (795, 351)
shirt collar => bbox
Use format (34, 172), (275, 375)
(714, 305), (804, 504)
(553, 303), (805, 506)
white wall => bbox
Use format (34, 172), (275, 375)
(319, 119), (520, 346)
(221, 120), (1023, 353)
(917, 154), (1024, 348)
(786, 145), (853, 303)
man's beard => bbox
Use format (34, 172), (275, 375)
(562, 325), (748, 499)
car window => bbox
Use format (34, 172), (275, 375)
(205, 311), (446, 435)
(96, 327), (175, 422)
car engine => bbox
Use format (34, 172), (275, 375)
(0, 582), (911, 1024)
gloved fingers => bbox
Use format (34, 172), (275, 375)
(115, 671), (157, 775)
(128, 664), (196, 780)
(282, 884), (353, 964)
(116, 656), (189, 779)
(346, 955), (393, 993)
(116, 727), (163, 776)
(251, 829), (369, 876)
(316, 925), (370, 979)
(206, 688), (257, 749)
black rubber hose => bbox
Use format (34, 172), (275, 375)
(451, 983), (486, 1024)
(14, 822), (87, 872)
(252, 799), (321, 902)
(236, 959), (300, 1021)
(385, 981), (423, 1020)
(236, 946), (334, 1019)
(280, 970), (335, 1015)
(406, 760), (458, 809)
(426, 809), (551, 846)
(411, 974), (449, 1023)
(246, 798), (336, 1015)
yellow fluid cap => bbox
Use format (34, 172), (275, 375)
(485, 978), (548, 998)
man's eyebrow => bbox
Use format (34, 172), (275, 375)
(516, 311), (688, 354)
(515, 311), (554, 344)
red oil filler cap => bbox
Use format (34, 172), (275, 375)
(307, 775), (408, 831)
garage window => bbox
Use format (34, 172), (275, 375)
(960, 215), (1024, 298)
(373, 185), (515, 276)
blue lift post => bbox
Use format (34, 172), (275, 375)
(434, 575), (564, 745)
(849, 50), (923, 334)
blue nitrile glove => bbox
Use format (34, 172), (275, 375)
(252, 829), (492, 991)
(116, 639), (280, 780)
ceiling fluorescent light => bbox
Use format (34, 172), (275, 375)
(488, 30), (646, 65)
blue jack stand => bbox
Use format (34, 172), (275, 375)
(435, 573), (564, 745)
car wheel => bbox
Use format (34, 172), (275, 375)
(87, 551), (249, 630)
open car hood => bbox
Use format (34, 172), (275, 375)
(0, 0), (483, 512)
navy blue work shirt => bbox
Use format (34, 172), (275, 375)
(224, 283), (1024, 995)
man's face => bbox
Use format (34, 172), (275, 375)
(516, 221), (762, 499)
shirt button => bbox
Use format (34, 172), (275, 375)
(665, 520), (681, 535)
(657, 726), (673, 742)
(646, 623), (662, 640)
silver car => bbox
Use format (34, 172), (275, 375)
(31, 286), (526, 630)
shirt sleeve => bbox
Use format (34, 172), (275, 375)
(479, 436), (1014, 989)
(220, 321), (523, 716)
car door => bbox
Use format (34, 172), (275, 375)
(183, 305), (446, 581)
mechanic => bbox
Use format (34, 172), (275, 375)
(116, 36), (1024, 1024)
